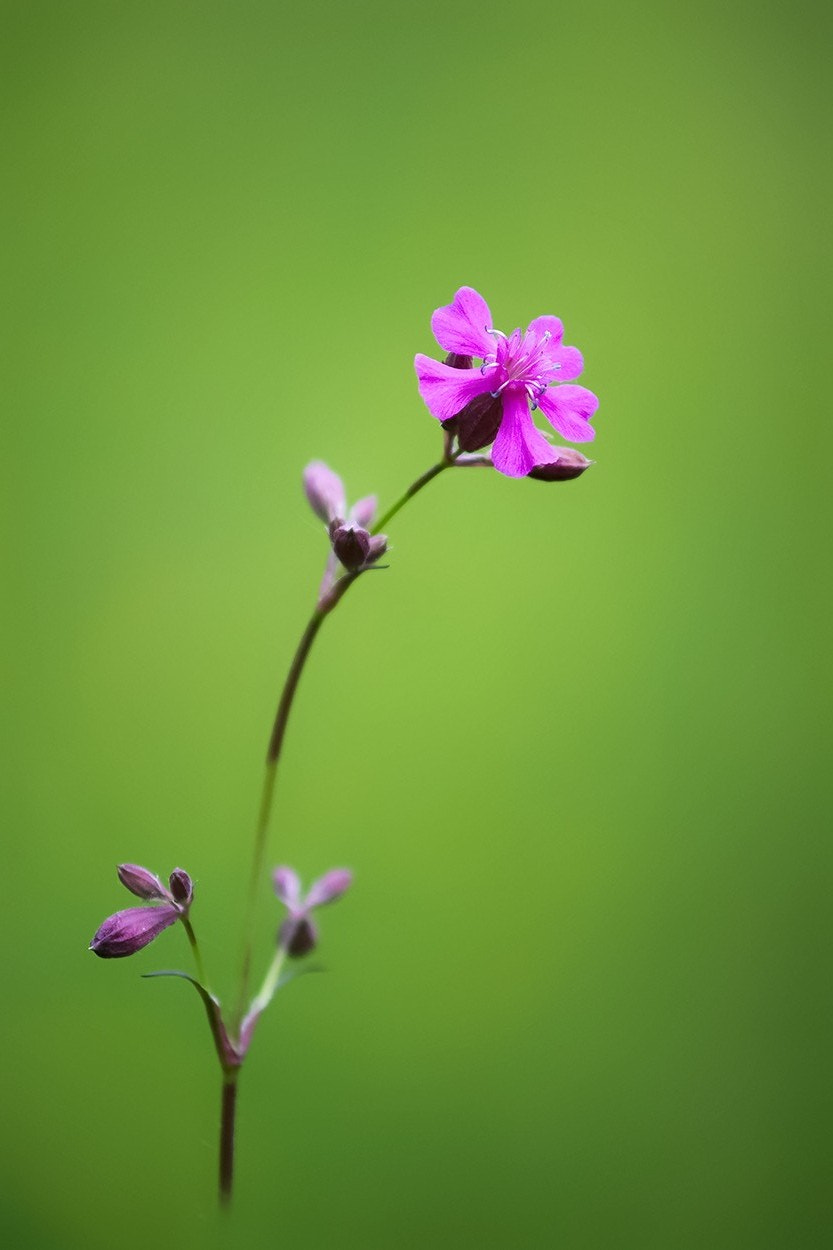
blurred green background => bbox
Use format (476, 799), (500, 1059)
(2, 0), (829, 1246)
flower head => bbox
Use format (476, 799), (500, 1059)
(414, 286), (599, 478)
(303, 462), (387, 601)
(90, 864), (193, 958)
(273, 865), (352, 957)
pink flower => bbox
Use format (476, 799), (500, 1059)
(414, 286), (599, 478)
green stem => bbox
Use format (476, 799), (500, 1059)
(235, 448), (461, 1022)
(372, 455), (454, 534)
(181, 915), (208, 988)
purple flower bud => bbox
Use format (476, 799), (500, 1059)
(280, 915), (318, 958)
(168, 868), (193, 908)
(443, 352), (473, 370)
(303, 461), (346, 524)
(305, 868), (353, 908)
(365, 534), (387, 564)
(527, 449), (594, 481)
(444, 392), (504, 452)
(90, 904), (180, 958)
(273, 864), (352, 958)
(330, 524), (371, 571)
(117, 863), (170, 901)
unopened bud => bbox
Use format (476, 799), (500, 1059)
(117, 863), (169, 901)
(90, 904), (180, 958)
(168, 868), (194, 908)
(303, 461), (346, 524)
(280, 916), (318, 958)
(444, 352), (473, 370)
(527, 450), (594, 481)
(365, 534), (387, 564)
(445, 392), (503, 452)
(331, 524), (371, 570)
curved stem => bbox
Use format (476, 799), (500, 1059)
(372, 457), (452, 534)
(235, 448), (464, 1022)
(235, 572), (358, 1021)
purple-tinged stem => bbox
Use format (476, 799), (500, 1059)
(219, 1071), (238, 1206)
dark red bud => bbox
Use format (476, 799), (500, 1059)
(331, 524), (371, 570)
(168, 868), (193, 908)
(443, 352), (473, 370)
(280, 916), (318, 958)
(527, 450), (594, 481)
(449, 392), (504, 452)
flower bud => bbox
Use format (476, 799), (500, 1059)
(443, 352), (473, 370)
(444, 392), (504, 452)
(305, 868), (353, 908)
(365, 534), (387, 564)
(117, 863), (169, 901)
(280, 916), (318, 958)
(527, 449), (594, 481)
(303, 461), (346, 524)
(330, 524), (371, 570)
(90, 904), (180, 958)
(168, 868), (193, 908)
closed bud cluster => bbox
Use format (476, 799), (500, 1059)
(90, 863), (194, 959)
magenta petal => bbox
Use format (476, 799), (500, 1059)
(414, 355), (494, 423)
(89, 904), (179, 958)
(545, 345), (584, 382)
(491, 391), (561, 478)
(527, 314), (564, 346)
(273, 866), (302, 910)
(306, 868), (353, 909)
(536, 385), (599, 443)
(430, 286), (495, 359)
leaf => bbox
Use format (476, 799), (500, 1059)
(143, 969), (242, 1071)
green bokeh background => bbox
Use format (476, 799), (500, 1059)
(2, 1), (829, 1246)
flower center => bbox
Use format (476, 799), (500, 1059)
(482, 327), (560, 401)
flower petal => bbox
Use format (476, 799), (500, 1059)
(305, 868), (353, 909)
(536, 385), (599, 443)
(430, 287), (495, 359)
(414, 355), (494, 423)
(491, 390), (561, 478)
(527, 314), (564, 346)
(350, 495), (377, 528)
(544, 344), (584, 383)
(89, 904), (180, 958)
(273, 866), (302, 910)
(303, 462), (346, 524)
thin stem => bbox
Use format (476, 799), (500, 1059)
(372, 457), (453, 534)
(180, 915), (208, 988)
(235, 572), (358, 1022)
(236, 447), (463, 1021)
(219, 1071), (239, 1206)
